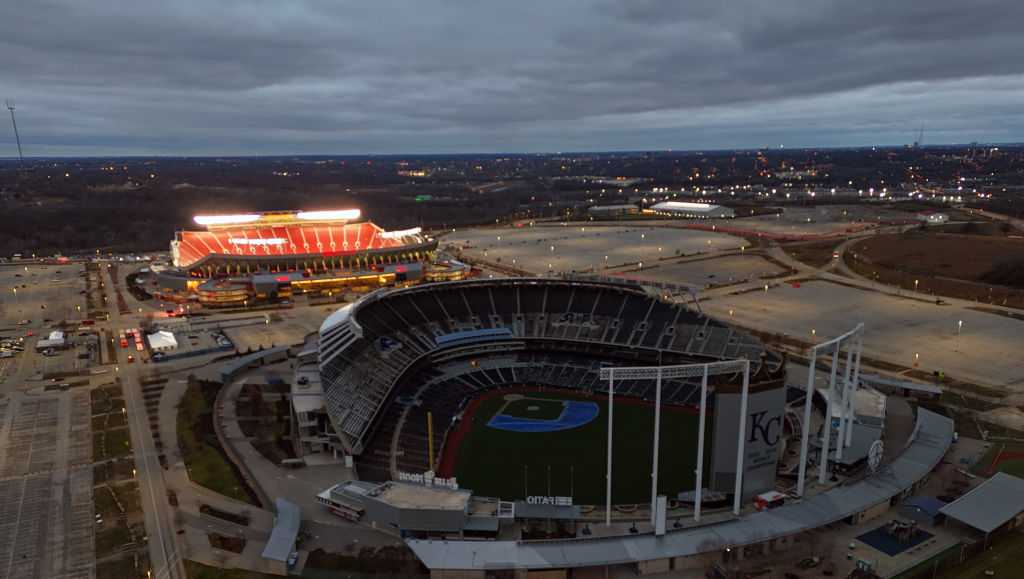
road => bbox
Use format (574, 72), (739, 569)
(103, 265), (185, 579)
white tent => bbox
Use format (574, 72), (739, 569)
(147, 330), (178, 351)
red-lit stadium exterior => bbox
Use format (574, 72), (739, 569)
(172, 213), (436, 277)
(151, 210), (455, 307)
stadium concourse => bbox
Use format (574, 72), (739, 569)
(295, 277), (964, 577)
(150, 209), (469, 307)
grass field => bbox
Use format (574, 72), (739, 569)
(972, 442), (1024, 477)
(451, 389), (706, 504)
(933, 530), (1024, 579)
(177, 379), (260, 505)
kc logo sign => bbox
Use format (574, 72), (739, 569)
(747, 411), (782, 446)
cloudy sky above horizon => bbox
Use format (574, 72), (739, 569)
(2, 0), (1024, 157)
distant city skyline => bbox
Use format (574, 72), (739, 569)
(2, 1), (1024, 157)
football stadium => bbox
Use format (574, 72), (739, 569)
(299, 276), (957, 576)
(151, 209), (467, 306)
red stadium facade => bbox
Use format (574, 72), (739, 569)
(151, 210), (458, 307)
(171, 210), (437, 277)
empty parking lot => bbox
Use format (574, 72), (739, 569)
(0, 393), (94, 579)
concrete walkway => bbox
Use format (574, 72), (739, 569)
(218, 375), (398, 551)
(156, 374), (283, 574)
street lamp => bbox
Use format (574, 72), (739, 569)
(914, 279), (919, 293)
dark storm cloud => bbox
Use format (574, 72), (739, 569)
(1, 0), (1023, 155)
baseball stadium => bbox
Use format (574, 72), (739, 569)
(150, 209), (469, 306)
(316, 277), (783, 496)
(302, 277), (957, 577)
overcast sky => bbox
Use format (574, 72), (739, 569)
(2, 0), (1023, 156)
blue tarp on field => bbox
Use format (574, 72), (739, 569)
(487, 401), (599, 433)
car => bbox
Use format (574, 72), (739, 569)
(16, 320), (30, 326)
(297, 376), (309, 385)
(127, 355), (135, 363)
(287, 552), (299, 568)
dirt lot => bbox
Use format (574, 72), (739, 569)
(782, 238), (841, 269)
(847, 230), (1024, 307)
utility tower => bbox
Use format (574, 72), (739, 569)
(6, 100), (24, 166)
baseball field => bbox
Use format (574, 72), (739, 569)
(440, 387), (708, 505)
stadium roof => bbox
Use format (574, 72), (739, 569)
(939, 472), (1024, 533)
(262, 498), (300, 562)
(407, 408), (952, 571)
(320, 303), (355, 334)
(649, 201), (725, 213)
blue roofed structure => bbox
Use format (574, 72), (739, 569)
(262, 498), (301, 563)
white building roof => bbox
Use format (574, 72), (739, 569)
(939, 472), (1024, 533)
(147, 330), (178, 350)
(650, 201), (724, 213)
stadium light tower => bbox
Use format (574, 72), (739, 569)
(796, 323), (864, 495)
(5, 100), (24, 167)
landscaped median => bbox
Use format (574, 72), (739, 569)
(177, 376), (261, 505)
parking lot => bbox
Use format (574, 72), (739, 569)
(728, 205), (913, 237)
(445, 224), (747, 274)
(0, 393), (95, 578)
(617, 254), (786, 288)
(0, 263), (87, 329)
(703, 279), (1024, 390)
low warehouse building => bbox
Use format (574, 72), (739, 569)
(648, 201), (735, 219)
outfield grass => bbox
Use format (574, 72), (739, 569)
(453, 390), (707, 504)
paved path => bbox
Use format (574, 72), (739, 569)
(104, 265), (187, 579)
